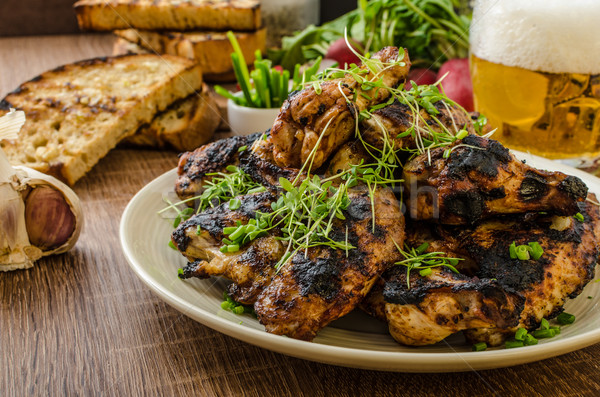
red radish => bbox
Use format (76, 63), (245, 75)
(404, 68), (437, 89)
(436, 58), (474, 111)
(325, 38), (362, 68)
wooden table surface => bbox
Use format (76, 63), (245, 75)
(1, 34), (600, 397)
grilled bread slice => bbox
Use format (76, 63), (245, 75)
(123, 83), (221, 151)
(74, 0), (261, 31)
(114, 28), (266, 77)
(113, 37), (237, 83)
(0, 54), (203, 185)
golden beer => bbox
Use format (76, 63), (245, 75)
(470, 0), (600, 168)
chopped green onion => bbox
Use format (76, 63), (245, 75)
(238, 145), (248, 152)
(550, 326), (561, 334)
(419, 268), (433, 277)
(472, 342), (487, 351)
(168, 240), (177, 250)
(515, 328), (528, 341)
(574, 212), (585, 222)
(219, 246), (228, 253)
(523, 334), (538, 346)
(515, 245), (530, 260)
(540, 318), (550, 330)
(509, 241), (517, 259)
(177, 268), (184, 277)
(233, 306), (245, 315)
(505, 340), (524, 349)
(416, 242), (429, 254)
(227, 244), (240, 253)
(556, 312), (575, 325)
(228, 198), (241, 210)
(532, 329), (556, 339)
(527, 242), (544, 260)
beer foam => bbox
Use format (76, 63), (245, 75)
(470, 0), (600, 74)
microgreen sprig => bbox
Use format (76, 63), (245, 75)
(159, 165), (263, 221)
(393, 241), (462, 289)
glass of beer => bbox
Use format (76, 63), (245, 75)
(470, 0), (600, 171)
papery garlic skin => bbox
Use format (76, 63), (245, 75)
(0, 178), (42, 271)
(0, 110), (82, 271)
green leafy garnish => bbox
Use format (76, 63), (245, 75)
(393, 241), (462, 289)
(268, 0), (471, 71)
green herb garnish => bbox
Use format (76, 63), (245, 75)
(393, 242), (462, 289)
(509, 241), (544, 261)
(221, 291), (255, 315)
(556, 312), (575, 325)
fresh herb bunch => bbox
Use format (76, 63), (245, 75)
(269, 0), (471, 71)
(215, 31), (322, 109)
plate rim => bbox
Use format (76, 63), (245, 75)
(119, 151), (600, 372)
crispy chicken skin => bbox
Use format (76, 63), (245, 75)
(403, 135), (588, 224)
(364, 267), (524, 346)
(175, 132), (262, 201)
(172, 192), (283, 303)
(271, 47), (411, 169)
(360, 100), (474, 151)
(254, 186), (405, 340)
(367, 198), (600, 346)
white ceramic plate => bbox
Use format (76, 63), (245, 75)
(119, 152), (600, 372)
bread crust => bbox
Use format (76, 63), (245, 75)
(0, 54), (203, 185)
(123, 83), (221, 151)
(74, 0), (261, 31)
(114, 28), (266, 76)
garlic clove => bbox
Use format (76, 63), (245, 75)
(24, 185), (76, 251)
(15, 166), (83, 256)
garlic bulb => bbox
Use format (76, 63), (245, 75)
(0, 109), (83, 271)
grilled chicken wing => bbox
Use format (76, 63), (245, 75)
(271, 47), (411, 169)
(172, 192), (282, 303)
(368, 198), (600, 346)
(254, 186), (405, 340)
(360, 100), (474, 151)
(364, 267), (524, 346)
(403, 135), (588, 224)
(175, 133), (262, 201)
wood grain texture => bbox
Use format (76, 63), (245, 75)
(1, 35), (600, 397)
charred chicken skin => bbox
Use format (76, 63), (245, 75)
(364, 267), (524, 346)
(403, 135), (588, 224)
(175, 133), (262, 201)
(271, 47), (411, 169)
(367, 198), (600, 346)
(360, 99), (474, 152)
(254, 186), (405, 340)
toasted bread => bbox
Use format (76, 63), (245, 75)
(112, 37), (238, 83)
(123, 83), (221, 151)
(0, 54), (203, 185)
(114, 28), (266, 77)
(74, 0), (261, 32)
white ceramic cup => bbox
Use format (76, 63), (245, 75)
(227, 98), (281, 136)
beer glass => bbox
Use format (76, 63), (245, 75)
(470, 0), (600, 170)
